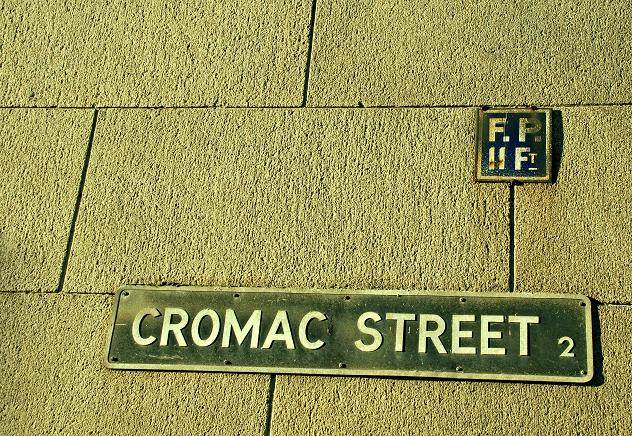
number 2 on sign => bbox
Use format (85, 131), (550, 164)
(559, 336), (575, 357)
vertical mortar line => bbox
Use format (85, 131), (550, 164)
(508, 182), (515, 293)
(265, 3), (314, 431)
(263, 374), (277, 436)
(302, 0), (318, 107)
(56, 109), (98, 292)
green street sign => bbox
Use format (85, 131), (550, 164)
(106, 286), (593, 383)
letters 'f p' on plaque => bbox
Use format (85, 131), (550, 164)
(475, 108), (552, 182)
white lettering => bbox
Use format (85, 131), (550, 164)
(222, 309), (261, 348)
(508, 315), (539, 356)
(489, 118), (508, 142)
(354, 312), (382, 352)
(386, 313), (415, 352)
(262, 311), (295, 350)
(132, 307), (161, 346)
(515, 147), (531, 170)
(298, 311), (327, 350)
(480, 315), (506, 355)
(488, 146), (506, 170)
(160, 308), (189, 346)
(418, 314), (447, 354)
(191, 309), (220, 347)
(451, 314), (476, 354)
(519, 117), (541, 142)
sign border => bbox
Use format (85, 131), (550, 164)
(105, 285), (593, 384)
(475, 107), (553, 183)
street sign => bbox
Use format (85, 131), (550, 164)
(106, 286), (592, 383)
(475, 108), (552, 182)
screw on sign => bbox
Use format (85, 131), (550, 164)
(475, 108), (552, 182)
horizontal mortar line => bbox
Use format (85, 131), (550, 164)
(1, 102), (632, 110)
(0, 290), (628, 305)
(0, 290), (115, 296)
(0, 105), (304, 110)
(309, 102), (632, 109)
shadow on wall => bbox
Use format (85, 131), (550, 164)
(545, 113), (605, 386)
(551, 110), (564, 184)
(589, 298), (605, 387)
(0, 232), (14, 292)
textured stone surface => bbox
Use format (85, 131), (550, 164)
(516, 107), (632, 303)
(271, 305), (631, 435)
(0, 0), (311, 107)
(0, 109), (91, 292)
(64, 109), (508, 294)
(308, 1), (632, 106)
(0, 293), (270, 435)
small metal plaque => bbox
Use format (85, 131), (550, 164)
(475, 108), (552, 182)
(106, 286), (592, 383)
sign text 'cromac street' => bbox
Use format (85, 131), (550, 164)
(106, 287), (593, 383)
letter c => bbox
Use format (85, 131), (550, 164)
(132, 307), (161, 346)
(298, 311), (327, 350)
